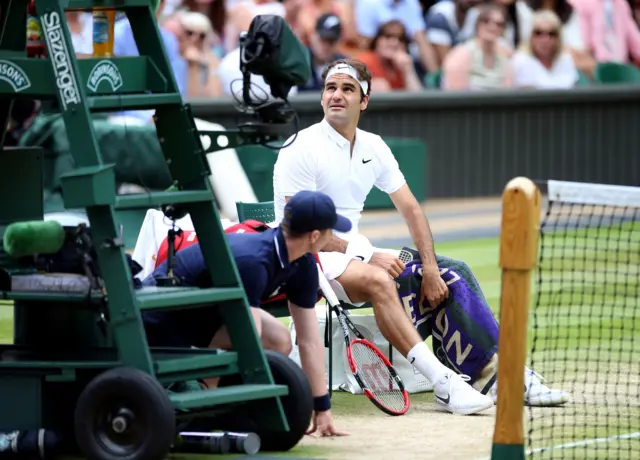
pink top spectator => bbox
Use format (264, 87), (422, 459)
(571, 0), (640, 63)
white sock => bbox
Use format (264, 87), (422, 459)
(407, 341), (450, 384)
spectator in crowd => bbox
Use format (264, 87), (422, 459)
(296, 0), (359, 55)
(281, 0), (307, 39)
(442, 3), (514, 89)
(175, 0), (232, 53)
(113, 0), (187, 123)
(357, 20), (424, 91)
(632, 0), (640, 27)
(527, 0), (597, 77)
(424, 0), (484, 68)
(298, 14), (348, 92)
(66, 11), (93, 56)
(511, 9), (579, 88)
(354, 0), (439, 73)
(463, 0), (533, 55)
(570, 0), (640, 66)
(176, 11), (224, 97)
(493, 0), (532, 50)
(227, 0), (288, 51)
(629, 0), (640, 65)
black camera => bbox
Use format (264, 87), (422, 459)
(234, 15), (311, 140)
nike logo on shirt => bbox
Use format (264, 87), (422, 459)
(362, 158), (372, 164)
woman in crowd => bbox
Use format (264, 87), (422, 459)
(356, 20), (424, 91)
(175, 11), (224, 97)
(442, 4), (514, 90)
(527, 0), (596, 78)
(464, 0), (533, 53)
(170, 0), (231, 54)
(511, 9), (578, 88)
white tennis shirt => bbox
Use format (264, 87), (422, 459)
(273, 120), (406, 235)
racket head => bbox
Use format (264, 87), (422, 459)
(346, 338), (410, 416)
(398, 248), (418, 264)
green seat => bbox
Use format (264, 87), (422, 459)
(425, 69), (442, 89)
(594, 62), (640, 84)
(576, 70), (591, 86)
(236, 201), (276, 223)
(235, 145), (281, 202)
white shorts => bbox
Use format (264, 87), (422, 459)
(317, 247), (400, 307)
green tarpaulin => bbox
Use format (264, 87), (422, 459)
(19, 114), (173, 212)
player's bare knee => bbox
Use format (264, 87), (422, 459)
(363, 266), (396, 302)
(265, 327), (293, 356)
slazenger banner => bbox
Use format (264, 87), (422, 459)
(42, 11), (81, 110)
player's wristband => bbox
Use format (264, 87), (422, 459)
(313, 394), (331, 412)
(345, 234), (374, 264)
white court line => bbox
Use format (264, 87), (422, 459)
(477, 431), (640, 459)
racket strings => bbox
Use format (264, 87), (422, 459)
(351, 341), (407, 412)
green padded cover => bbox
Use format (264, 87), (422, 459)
(19, 114), (172, 212)
(364, 137), (427, 209)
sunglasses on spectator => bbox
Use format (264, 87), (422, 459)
(184, 29), (207, 40)
(533, 28), (559, 38)
(480, 17), (506, 28)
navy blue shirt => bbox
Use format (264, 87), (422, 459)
(144, 227), (319, 308)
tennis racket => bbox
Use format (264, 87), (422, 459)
(317, 266), (410, 416)
(398, 247), (420, 265)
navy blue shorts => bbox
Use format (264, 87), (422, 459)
(141, 277), (224, 348)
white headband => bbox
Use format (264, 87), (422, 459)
(325, 64), (369, 95)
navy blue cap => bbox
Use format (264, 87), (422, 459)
(284, 191), (352, 234)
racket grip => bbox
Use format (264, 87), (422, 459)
(316, 263), (340, 307)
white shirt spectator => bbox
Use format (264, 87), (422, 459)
(273, 120), (406, 236)
(354, 0), (426, 39)
(424, 1), (476, 47)
(511, 50), (578, 88)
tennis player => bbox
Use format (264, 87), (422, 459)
(273, 59), (569, 412)
(142, 190), (350, 436)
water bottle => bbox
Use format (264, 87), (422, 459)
(226, 432), (261, 455)
(0, 429), (60, 458)
(0, 431), (19, 454)
(92, 9), (115, 57)
(175, 431), (230, 454)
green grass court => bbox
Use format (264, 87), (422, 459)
(1, 228), (638, 459)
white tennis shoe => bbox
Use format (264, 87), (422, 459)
(490, 368), (570, 407)
(433, 372), (495, 415)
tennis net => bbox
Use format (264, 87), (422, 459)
(527, 180), (640, 459)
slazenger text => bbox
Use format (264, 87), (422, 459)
(43, 12), (81, 109)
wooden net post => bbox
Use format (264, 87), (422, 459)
(491, 177), (541, 460)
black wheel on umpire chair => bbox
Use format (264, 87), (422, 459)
(257, 350), (313, 451)
(213, 350), (313, 452)
(74, 367), (176, 460)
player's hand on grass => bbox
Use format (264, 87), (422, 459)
(421, 266), (449, 309)
(306, 410), (349, 437)
(369, 252), (405, 278)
